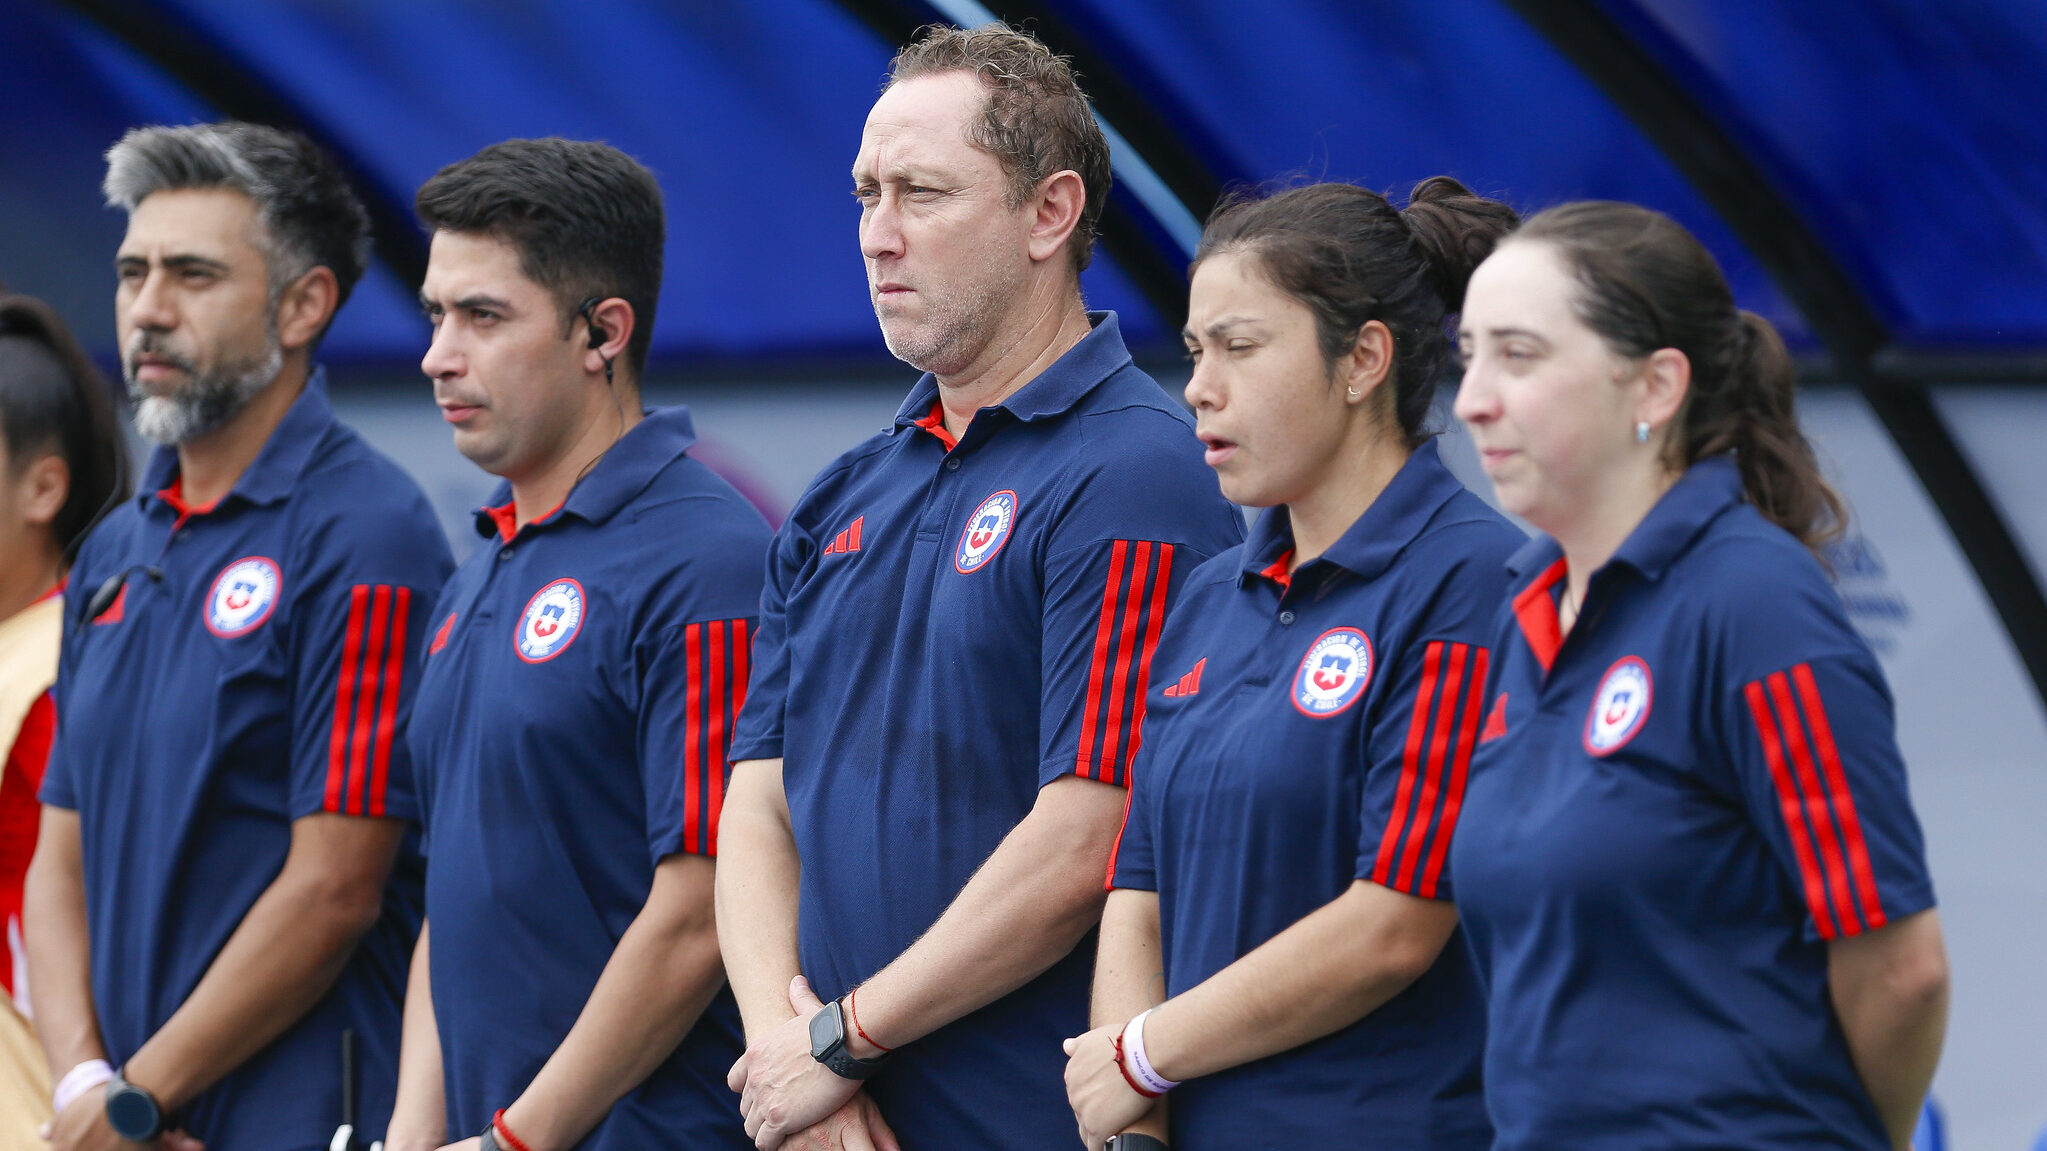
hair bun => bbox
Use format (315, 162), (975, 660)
(1400, 176), (1519, 311)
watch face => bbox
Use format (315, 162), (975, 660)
(809, 999), (844, 1058)
(105, 1082), (162, 1141)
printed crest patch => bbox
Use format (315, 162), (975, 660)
(515, 578), (586, 663)
(955, 490), (1018, 574)
(205, 556), (282, 638)
(1584, 656), (1653, 755)
(1292, 627), (1374, 718)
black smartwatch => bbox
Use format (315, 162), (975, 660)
(1105, 1135), (1168, 1151)
(104, 1069), (166, 1142)
(809, 996), (890, 1080)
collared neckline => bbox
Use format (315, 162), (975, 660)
(1239, 440), (1468, 589)
(1502, 456), (1745, 674)
(891, 311), (1133, 445)
(137, 367), (337, 515)
(1504, 457), (1745, 584)
(473, 405), (699, 542)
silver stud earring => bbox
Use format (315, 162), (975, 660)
(1635, 420), (1651, 443)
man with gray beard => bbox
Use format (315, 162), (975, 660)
(24, 122), (450, 1151)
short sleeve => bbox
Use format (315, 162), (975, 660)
(1353, 534), (1518, 902)
(287, 499), (453, 822)
(644, 616), (757, 863)
(1105, 740), (1160, 892)
(726, 519), (807, 764)
(1725, 654), (1935, 938)
(1040, 538), (1193, 790)
(39, 565), (98, 811)
(1354, 638), (1493, 901)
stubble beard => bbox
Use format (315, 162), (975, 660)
(873, 258), (1028, 378)
(127, 327), (285, 446)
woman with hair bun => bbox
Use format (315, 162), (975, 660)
(1063, 178), (1522, 1151)
(1451, 202), (1947, 1150)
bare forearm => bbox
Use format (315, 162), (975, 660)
(1092, 888), (1169, 1139)
(125, 814), (401, 1109)
(22, 809), (104, 1071)
(1091, 889), (1163, 1027)
(715, 758), (804, 1040)
(856, 777), (1124, 1052)
(1146, 880), (1456, 1083)
(1830, 909), (1949, 1150)
(124, 864), (379, 1106)
(386, 922), (444, 1151)
(508, 855), (727, 1151)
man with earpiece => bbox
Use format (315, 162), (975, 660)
(387, 138), (767, 1151)
(25, 122), (452, 1151)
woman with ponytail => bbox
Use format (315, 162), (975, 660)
(1451, 202), (1947, 1150)
(1063, 178), (1522, 1151)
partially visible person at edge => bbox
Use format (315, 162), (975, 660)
(0, 293), (131, 1148)
(1450, 201), (1948, 1150)
(386, 138), (766, 1151)
(24, 122), (452, 1151)
(717, 23), (1243, 1151)
(1062, 179), (1522, 1151)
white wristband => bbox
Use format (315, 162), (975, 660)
(52, 1058), (114, 1115)
(1123, 1010), (1181, 1095)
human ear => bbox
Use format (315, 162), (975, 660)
(16, 453), (70, 527)
(1638, 346), (1691, 429)
(1026, 170), (1086, 265)
(275, 265), (340, 352)
(1342, 320), (1396, 405)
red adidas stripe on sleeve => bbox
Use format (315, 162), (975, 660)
(325, 585), (412, 816)
(1744, 663), (1888, 938)
(678, 618), (752, 856)
(1074, 541), (1176, 788)
(1371, 641), (1490, 899)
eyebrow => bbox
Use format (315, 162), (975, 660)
(1462, 325), (1549, 343)
(420, 293), (515, 312)
(1183, 315), (1264, 341)
(115, 253), (230, 273)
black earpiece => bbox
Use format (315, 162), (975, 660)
(577, 296), (608, 350)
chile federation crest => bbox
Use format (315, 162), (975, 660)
(1292, 627), (1374, 718)
(1583, 655), (1652, 755)
(955, 490), (1019, 574)
(205, 556), (282, 638)
(516, 578), (586, 663)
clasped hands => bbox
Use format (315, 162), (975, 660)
(727, 976), (898, 1151)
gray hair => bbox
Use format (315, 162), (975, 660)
(104, 122), (371, 308)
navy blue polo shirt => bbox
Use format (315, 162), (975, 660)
(728, 314), (1242, 1149)
(1109, 442), (1518, 1150)
(1452, 458), (1936, 1150)
(408, 406), (766, 1151)
(41, 372), (451, 1151)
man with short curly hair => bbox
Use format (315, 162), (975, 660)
(719, 23), (1240, 1151)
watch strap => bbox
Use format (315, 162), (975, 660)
(1105, 1135), (1169, 1151)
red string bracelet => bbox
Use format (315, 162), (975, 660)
(1112, 1032), (1163, 1099)
(493, 1109), (536, 1151)
(848, 987), (893, 1054)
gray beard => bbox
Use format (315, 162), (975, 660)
(128, 337), (284, 446)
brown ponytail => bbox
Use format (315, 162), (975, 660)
(1509, 202), (1845, 551)
(1195, 177), (1518, 446)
